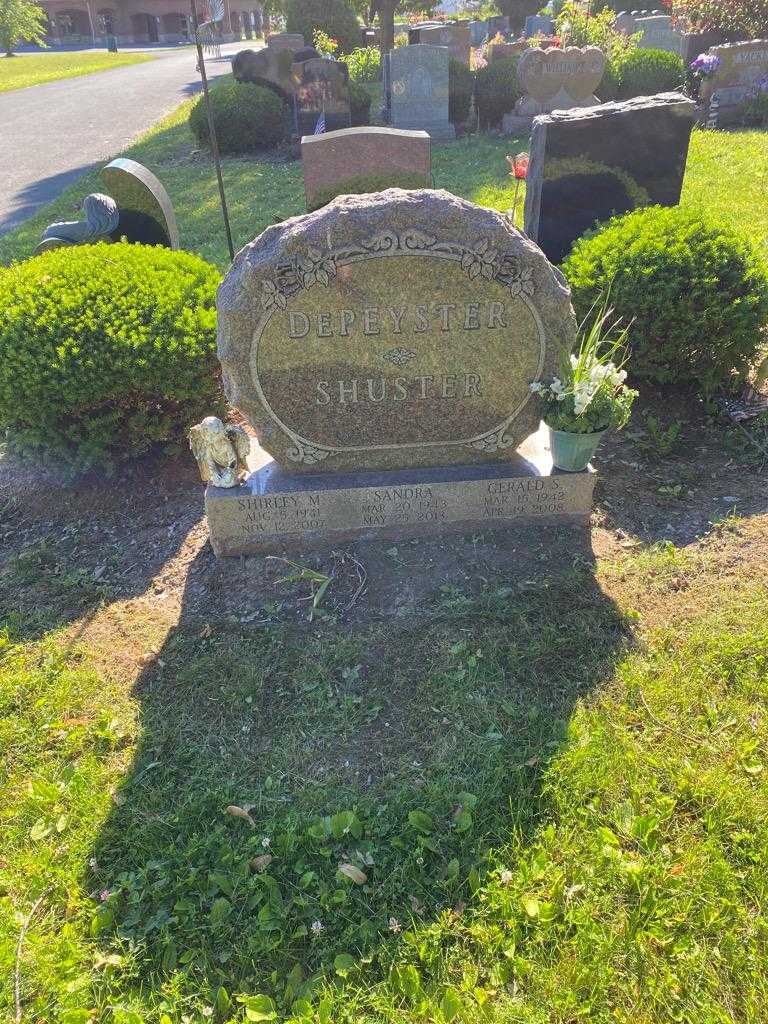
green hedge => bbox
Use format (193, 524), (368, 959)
(475, 57), (520, 128)
(0, 243), (222, 470)
(449, 57), (474, 125)
(616, 48), (685, 100)
(284, 0), (360, 54)
(562, 206), (768, 391)
(349, 80), (373, 125)
(189, 79), (285, 153)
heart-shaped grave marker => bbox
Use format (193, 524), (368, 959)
(518, 46), (605, 108)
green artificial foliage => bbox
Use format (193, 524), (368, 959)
(189, 79), (285, 154)
(474, 57), (520, 128)
(284, 0), (361, 54)
(562, 206), (768, 392)
(449, 57), (474, 125)
(348, 79), (373, 124)
(616, 48), (685, 100)
(0, 243), (223, 470)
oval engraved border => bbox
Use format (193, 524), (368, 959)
(249, 231), (546, 465)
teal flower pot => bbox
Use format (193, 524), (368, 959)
(548, 426), (607, 472)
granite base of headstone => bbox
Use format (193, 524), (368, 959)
(386, 44), (455, 141)
(301, 127), (431, 210)
(524, 92), (695, 264)
(205, 426), (596, 555)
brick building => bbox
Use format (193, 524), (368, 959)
(38, 0), (264, 46)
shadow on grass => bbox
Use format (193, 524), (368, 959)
(86, 525), (632, 1014)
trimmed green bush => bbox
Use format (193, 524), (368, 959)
(285, 0), (360, 54)
(475, 57), (520, 128)
(340, 45), (381, 82)
(349, 80), (373, 125)
(616, 48), (685, 100)
(0, 243), (222, 470)
(189, 79), (285, 153)
(562, 206), (768, 391)
(449, 57), (474, 125)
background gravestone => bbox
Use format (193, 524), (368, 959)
(267, 32), (305, 52)
(504, 46), (605, 131)
(418, 23), (472, 64)
(301, 127), (431, 210)
(487, 15), (510, 36)
(635, 15), (684, 54)
(292, 58), (351, 136)
(524, 93), (695, 263)
(100, 158), (179, 248)
(524, 14), (555, 37)
(386, 44), (455, 140)
(232, 46), (296, 99)
(469, 20), (488, 46)
(217, 188), (575, 476)
(708, 40), (768, 122)
(488, 40), (526, 61)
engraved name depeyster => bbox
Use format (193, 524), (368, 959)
(251, 229), (544, 465)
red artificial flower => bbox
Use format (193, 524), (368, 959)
(511, 152), (529, 179)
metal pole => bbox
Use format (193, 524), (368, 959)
(190, 0), (235, 261)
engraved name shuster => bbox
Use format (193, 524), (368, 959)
(217, 191), (576, 472)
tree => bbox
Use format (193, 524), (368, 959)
(673, 0), (768, 36)
(368, 0), (436, 53)
(0, 0), (47, 55)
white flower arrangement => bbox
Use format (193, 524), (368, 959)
(531, 299), (638, 435)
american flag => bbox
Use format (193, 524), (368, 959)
(314, 113), (326, 135)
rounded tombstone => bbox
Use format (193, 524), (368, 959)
(217, 189), (576, 473)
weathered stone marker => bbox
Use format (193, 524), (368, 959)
(385, 44), (455, 141)
(206, 189), (593, 555)
(504, 46), (605, 132)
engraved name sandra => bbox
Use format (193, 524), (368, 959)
(287, 300), (511, 339)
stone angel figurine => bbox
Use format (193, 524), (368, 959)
(189, 416), (250, 488)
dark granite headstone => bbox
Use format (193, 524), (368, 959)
(232, 46), (297, 99)
(524, 93), (695, 264)
(100, 158), (179, 249)
(487, 15), (510, 36)
(291, 58), (351, 136)
(524, 14), (555, 37)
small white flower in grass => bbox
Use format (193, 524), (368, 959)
(388, 917), (401, 933)
(311, 919), (324, 935)
(500, 870), (513, 884)
(99, 889), (111, 902)
(262, 836), (271, 848)
(529, 381), (544, 393)
(556, 393), (567, 402)
(551, 377), (564, 394)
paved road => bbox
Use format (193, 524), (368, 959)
(0, 43), (247, 235)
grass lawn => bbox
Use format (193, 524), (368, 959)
(1, 96), (766, 270)
(2, 514), (768, 1023)
(0, 51), (155, 94)
(2, 91), (768, 1024)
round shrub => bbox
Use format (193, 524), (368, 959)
(349, 80), (373, 125)
(616, 48), (684, 99)
(189, 79), (285, 153)
(449, 57), (474, 125)
(475, 57), (520, 128)
(285, 0), (360, 54)
(341, 45), (381, 82)
(562, 206), (768, 391)
(0, 243), (223, 470)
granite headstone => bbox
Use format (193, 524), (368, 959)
(635, 15), (684, 54)
(267, 32), (305, 52)
(524, 93), (695, 263)
(418, 22), (471, 64)
(386, 44), (455, 140)
(292, 58), (351, 136)
(504, 45), (605, 130)
(708, 39), (768, 122)
(524, 14), (555, 37)
(217, 189), (575, 475)
(100, 158), (179, 248)
(301, 127), (431, 210)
